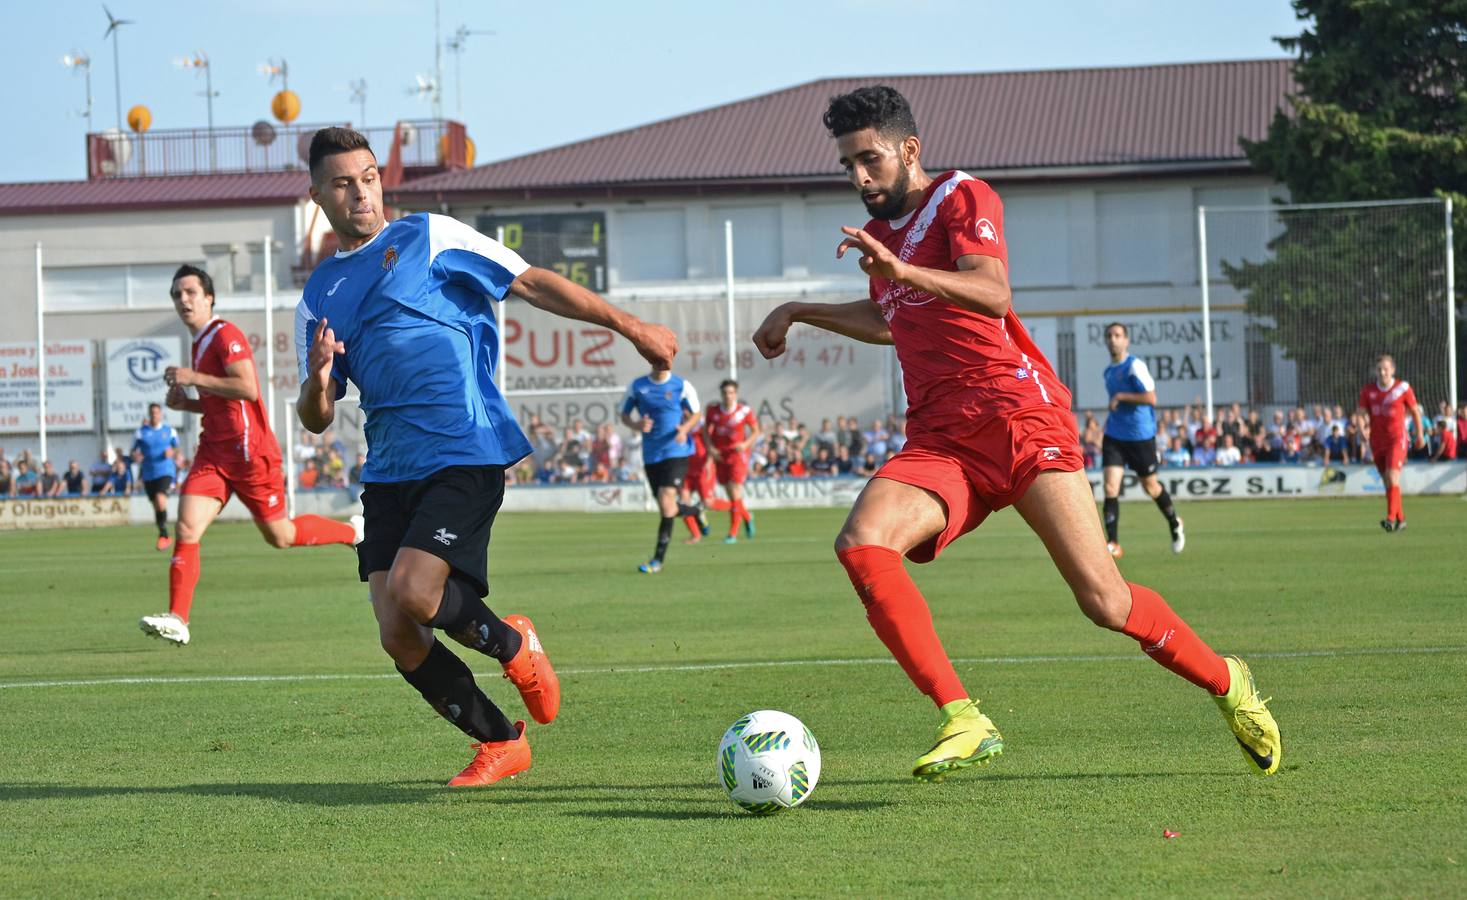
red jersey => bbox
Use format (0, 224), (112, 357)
(864, 171), (1070, 434)
(191, 318), (278, 462)
(706, 401), (755, 452)
(1358, 379), (1418, 442)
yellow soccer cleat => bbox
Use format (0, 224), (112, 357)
(1215, 656), (1282, 776)
(912, 699), (1004, 783)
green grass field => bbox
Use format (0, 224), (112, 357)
(2, 496), (1464, 897)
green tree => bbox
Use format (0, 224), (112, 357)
(1228, 0), (1467, 406)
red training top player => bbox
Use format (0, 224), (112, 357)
(138, 264), (359, 647)
(1356, 353), (1426, 531)
(704, 378), (760, 541)
(753, 85), (1280, 781)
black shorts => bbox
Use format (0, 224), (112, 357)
(143, 476), (174, 497)
(356, 465), (505, 597)
(644, 456), (690, 491)
(1101, 435), (1160, 477)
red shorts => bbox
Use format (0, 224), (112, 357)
(182, 446), (288, 522)
(1372, 435), (1408, 474)
(684, 454), (716, 497)
(875, 405), (1084, 564)
(714, 450), (749, 486)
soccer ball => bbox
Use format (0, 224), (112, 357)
(717, 709), (821, 814)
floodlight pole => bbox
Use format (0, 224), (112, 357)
(35, 243), (48, 464)
(1447, 197), (1458, 413)
(282, 397), (296, 518)
(1196, 205), (1215, 423)
(496, 226), (508, 396)
(111, 29), (123, 131)
(725, 220), (736, 382)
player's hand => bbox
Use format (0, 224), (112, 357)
(164, 384), (189, 410)
(308, 318), (345, 390)
(163, 365), (197, 388)
(628, 321), (678, 369)
(1109, 396), (1121, 411)
(641, 418), (654, 433)
(1414, 435), (1427, 450)
(838, 226), (905, 281)
(753, 305), (794, 359)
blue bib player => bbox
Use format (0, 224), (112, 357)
(1100, 322), (1183, 557)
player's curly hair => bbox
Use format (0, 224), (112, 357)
(308, 127), (375, 179)
(822, 85), (919, 140)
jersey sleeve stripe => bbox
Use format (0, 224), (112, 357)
(1131, 357), (1155, 392)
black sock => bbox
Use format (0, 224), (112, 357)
(675, 502), (702, 518)
(154, 508), (168, 537)
(1103, 497), (1120, 543)
(397, 640), (517, 742)
(1153, 489), (1180, 530)
(654, 516), (674, 563)
(427, 576), (522, 663)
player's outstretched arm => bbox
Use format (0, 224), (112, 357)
(838, 226), (1011, 318)
(510, 267), (677, 369)
(297, 317), (344, 434)
(166, 360), (259, 402)
(753, 300), (891, 359)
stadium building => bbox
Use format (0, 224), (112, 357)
(1, 61), (1295, 464)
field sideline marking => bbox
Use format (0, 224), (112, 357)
(1, 644), (1463, 691)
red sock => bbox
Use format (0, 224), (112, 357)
(168, 542), (201, 623)
(290, 514), (356, 546)
(1122, 582), (1230, 695)
(1386, 485), (1403, 521)
(683, 515), (701, 537)
(837, 545), (967, 707)
(706, 496), (731, 512)
(729, 501), (747, 536)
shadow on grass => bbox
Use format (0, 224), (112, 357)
(0, 780), (449, 807)
(563, 800), (894, 821)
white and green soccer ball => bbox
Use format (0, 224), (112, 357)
(717, 709), (821, 814)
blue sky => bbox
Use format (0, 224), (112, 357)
(10, 0), (1305, 184)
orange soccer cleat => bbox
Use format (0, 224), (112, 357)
(501, 615), (560, 725)
(156, 535), (173, 552)
(446, 721), (531, 787)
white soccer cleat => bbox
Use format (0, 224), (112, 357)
(139, 613), (190, 646)
(1171, 518), (1186, 554)
(351, 514), (365, 546)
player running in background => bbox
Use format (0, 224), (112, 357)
(679, 428), (729, 543)
(620, 364), (702, 573)
(297, 127), (677, 786)
(139, 265), (360, 647)
(704, 379), (761, 543)
(753, 86), (1280, 781)
(1100, 322), (1184, 557)
(132, 402), (180, 550)
(1356, 354), (1425, 531)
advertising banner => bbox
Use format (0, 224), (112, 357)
(1073, 312), (1247, 410)
(1090, 462), (1466, 502)
(105, 337), (184, 430)
(0, 496), (130, 530)
(0, 341), (95, 433)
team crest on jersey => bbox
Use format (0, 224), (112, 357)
(382, 246), (399, 270)
(976, 217), (998, 243)
(229, 341), (242, 354)
(1015, 367), (1029, 380)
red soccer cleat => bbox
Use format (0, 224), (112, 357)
(446, 721), (531, 787)
(156, 535), (173, 552)
(501, 615), (560, 725)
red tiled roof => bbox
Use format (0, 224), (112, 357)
(0, 171), (311, 216)
(391, 59), (1294, 202)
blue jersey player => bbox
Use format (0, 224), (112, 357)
(619, 366), (702, 573)
(132, 402), (180, 550)
(295, 127), (678, 788)
(1101, 322), (1183, 557)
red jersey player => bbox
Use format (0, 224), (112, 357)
(138, 265), (359, 646)
(677, 429), (729, 543)
(704, 378), (761, 542)
(753, 86), (1280, 780)
(1356, 353), (1426, 531)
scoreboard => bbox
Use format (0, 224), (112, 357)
(477, 212), (607, 292)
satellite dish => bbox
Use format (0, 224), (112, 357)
(126, 104), (151, 133)
(98, 127), (132, 175)
(251, 120), (277, 146)
(296, 130), (314, 165)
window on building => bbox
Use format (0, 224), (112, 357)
(1004, 193), (1071, 288)
(41, 264), (183, 310)
(804, 200), (867, 277)
(710, 205), (781, 278)
(1097, 190), (1171, 285)
(614, 208), (687, 282)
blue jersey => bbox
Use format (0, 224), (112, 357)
(1103, 355), (1157, 441)
(621, 374), (700, 463)
(295, 213), (533, 482)
(132, 423), (179, 481)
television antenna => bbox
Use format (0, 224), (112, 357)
(348, 78), (367, 126)
(444, 25), (495, 116)
(174, 52), (217, 133)
(259, 58), (290, 90)
(61, 51), (94, 133)
(101, 4), (135, 131)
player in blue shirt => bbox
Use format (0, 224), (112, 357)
(296, 127), (677, 788)
(620, 366), (702, 573)
(132, 402), (180, 550)
(1101, 322), (1184, 557)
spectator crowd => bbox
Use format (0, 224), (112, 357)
(0, 444), (190, 499)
